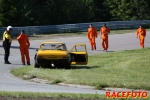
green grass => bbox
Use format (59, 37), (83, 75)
(11, 48), (150, 90)
(0, 91), (149, 100)
(0, 91), (104, 99)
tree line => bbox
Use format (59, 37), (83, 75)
(0, 0), (150, 27)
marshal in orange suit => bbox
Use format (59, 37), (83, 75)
(100, 24), (110, 51)
(136, 25), (146, 48)
(17, 30), (30, 65)
(87, 24), (98, 50)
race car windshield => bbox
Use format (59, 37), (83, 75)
(41, 43), (66, 51)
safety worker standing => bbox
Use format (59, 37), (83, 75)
(17, 30), (30, 65)
(136, 25), (146, 48)
(2, 26), (13, 64)
(100, 24), (110, 51)
(87, 24), (98, 50)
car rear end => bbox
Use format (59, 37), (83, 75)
(36, 50), (69, 67)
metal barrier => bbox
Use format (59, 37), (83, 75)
(0, 20), (150, 35)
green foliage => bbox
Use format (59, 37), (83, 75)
(142, 24), (150, 28)
(103, 0), (150, 21)
(0, 0), (98, 26)
(0, 0), (150, 26)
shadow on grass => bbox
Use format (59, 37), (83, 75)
(94, 50), (114, 52)
(105, 50), (114, 52)
(71, 65), (99, 69)
(40, 65), (99, 70)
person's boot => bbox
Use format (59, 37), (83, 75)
(27, 62), (31, 65)
(4, 57), (11, 64)
(4, 61), (11, 64)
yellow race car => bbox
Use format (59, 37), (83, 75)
(34, 42), (88, 69)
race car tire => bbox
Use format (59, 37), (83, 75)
(34, 60), (40, 68)
(65, 61), (71, 69)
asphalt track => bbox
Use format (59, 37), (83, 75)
(0, 32), (150, 94)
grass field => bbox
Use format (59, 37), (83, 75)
(0, 91), (105, 100)
(8, 29), (150, 99)
(0, 91), (149, 100)
(11, 48), (150, 91)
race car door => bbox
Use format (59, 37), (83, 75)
(69, 43), (88, 65)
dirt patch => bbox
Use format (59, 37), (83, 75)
(29, 77), (95, 90)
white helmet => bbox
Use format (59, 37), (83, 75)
(7, 26), (13, 30)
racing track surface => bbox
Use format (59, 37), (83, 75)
(0, 32), (150, 94)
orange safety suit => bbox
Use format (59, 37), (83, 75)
(87, 27), (98, 50)
(136, 27), (146, 48)
(100, 26), (110, 51)
(17, 34), (30, 64)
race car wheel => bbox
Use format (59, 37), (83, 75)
(65, 61), (71, 69)
(34, 60), (40, 68)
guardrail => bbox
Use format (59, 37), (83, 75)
(0, 20), (150, 35)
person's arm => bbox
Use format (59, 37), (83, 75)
(3, 31), (6, 41)
(5, 38), (9, 44)
(26, 35), (30, 47)
(4, 34), (12, 47)
(100, 28), (102, 39)
(5, 34), (12, 43)
(144, 29), (146, 37)
(100, 28), (102, 35)
(107, 28), (110, 34)
(87, 28), (90, 39)
(17, 34), (21, 44)
(136, 29), (139, 38)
